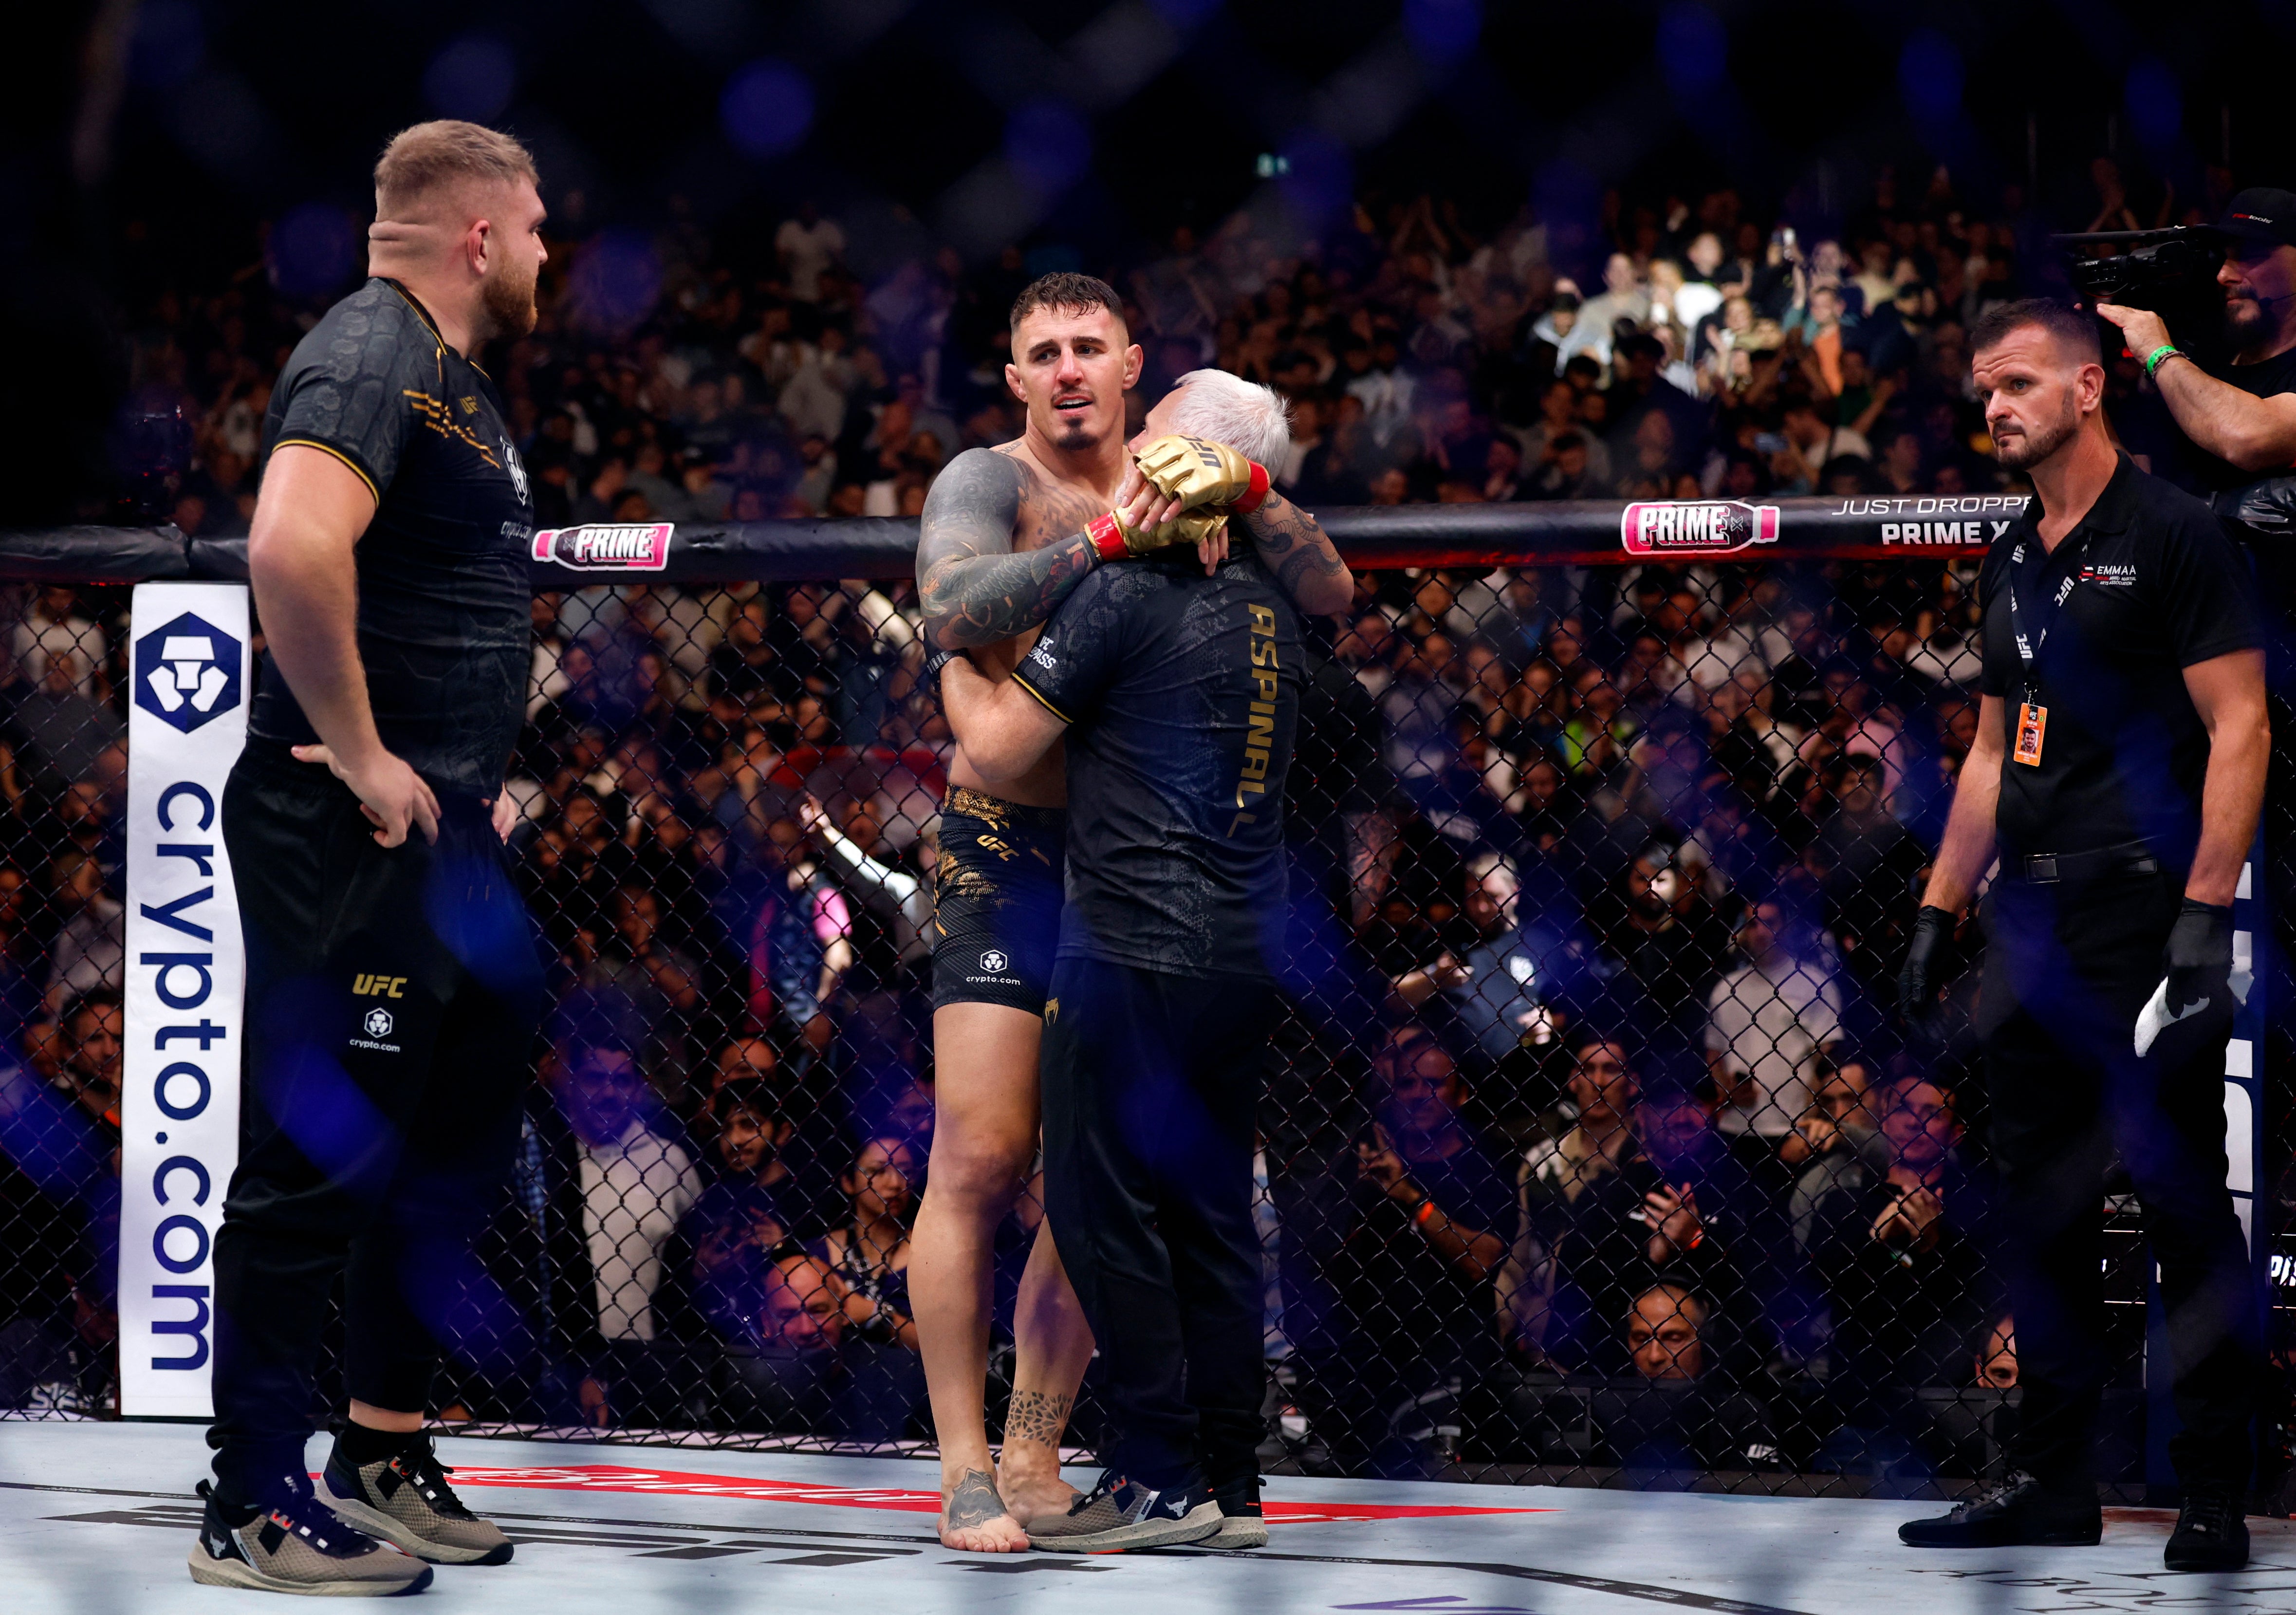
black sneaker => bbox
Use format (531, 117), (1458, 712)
(187, 1475), (433, 1596)
(2165, 1482), (2249, 1572)
(323, 1431), (513, 1565)
(1899, 1472), (2102, 1549)
(1204, 1472), (1267, 1550)
(1023, 1468), (1222, 1553)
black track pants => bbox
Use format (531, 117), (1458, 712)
(206, 745), (542, 1502)
(1039, 956), (1273, 1490)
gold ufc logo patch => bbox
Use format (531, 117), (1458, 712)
(353, 973), (408, 998)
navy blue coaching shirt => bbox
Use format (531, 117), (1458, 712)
(1008, 549), (1302, 981)
(1978, 453), (2261, 870)
(254, 277), (534, 800)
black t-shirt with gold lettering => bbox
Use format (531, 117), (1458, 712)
(253, 278), (533, 798)
(1009, 551), (1301, 981)
(1978, 454), (2261, 868)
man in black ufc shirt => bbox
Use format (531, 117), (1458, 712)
(189, 122), (549, 1597)
(942, 546), (1302, 1553)
(1899, 301), (2268, 1572)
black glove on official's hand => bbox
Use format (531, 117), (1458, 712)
(2162, 898), (2234, 1017)
(1898, 905), (1955, 1032)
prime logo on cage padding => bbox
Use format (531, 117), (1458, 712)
(529, 521), (674, 570)
(1619, 500), (1780, 557)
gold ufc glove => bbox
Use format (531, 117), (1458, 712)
(1087, 507), (1229, 560)
(1132, 434), (1273, 512)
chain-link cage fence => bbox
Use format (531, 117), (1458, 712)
(0, 545), (2281, 1506)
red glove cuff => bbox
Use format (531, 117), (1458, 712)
(1087, 512), (1129, 561)
(1234, 462), (1272, 513)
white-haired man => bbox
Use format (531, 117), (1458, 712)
(909, 277), (1348, 1552)
(191, 120), (548, 1594)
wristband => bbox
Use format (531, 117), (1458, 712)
(2143, 344), (2185, 378)
(1086, 512), (1129, 562)
(1234, 461), (1273, 514)
(1412, 1197), (1439, 1229)
(920, 648), (957, 693)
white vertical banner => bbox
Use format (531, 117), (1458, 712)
(120, 582), (250, 1416)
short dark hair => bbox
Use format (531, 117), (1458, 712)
(714, 1077), (786, 1130)
(1969, 297), (2102, 366)
(1009, 272), (1125, 337)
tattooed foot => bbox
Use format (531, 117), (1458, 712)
(939, 1467), (1028, 1552)
(995, 1466), (1080, 1529)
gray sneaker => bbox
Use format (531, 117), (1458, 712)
(1025, 1469), (1221, 1553)
(321, 1435), (513, 1565)
(187, 1478), (433, 1596)
(1204, 1474), (1267, 1549)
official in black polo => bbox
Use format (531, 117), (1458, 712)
(1898, 299), (2267, 1571)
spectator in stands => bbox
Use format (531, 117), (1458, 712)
(1592, 1281), (1778, 1482)
(1978, 1314), (2018, 1388)
(1588, 841), (1734, 1031)
(591, 883), (707, 1099)
(812, 1135), (924, 1440)
(1704, 896), (1843, 1147)
(42, 849), (121, 1020)
(1781, 1049), (1891, 1251)
(714, 1248), (844, 1432)
(8, 650), (121, 812)
(1449, 852), (1551, 1063)
(12, 588), (102, 699)
(536, 995), (704, 1428)
(1293, 1023), (1517, 1473)
(1628, 1281), (1707, 1381)
(56, 990), (121, 1133)
(1810, 1075), (1991, 1471)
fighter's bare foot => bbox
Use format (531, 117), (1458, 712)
(995, 1464), (1080, 1529)
(940, 1467), (1029, 1552)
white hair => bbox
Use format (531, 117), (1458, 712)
(1167, 369), (1292, 467)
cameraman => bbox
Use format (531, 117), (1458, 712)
(2095, 188), (2296, 531)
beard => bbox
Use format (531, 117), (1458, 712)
(2225, 291), (2269, 348)
(1992, 393), (2080, 470)
(1048, 406), (1101, 449)
(479, 254), (540, 342)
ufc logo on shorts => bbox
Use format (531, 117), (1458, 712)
(353, 973), (408, 998)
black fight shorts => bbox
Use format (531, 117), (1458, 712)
(929, 785), (1065, 1015)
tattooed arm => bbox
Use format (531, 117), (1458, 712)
(917, 448), (1102, 650)
(1243, 490), (1354, 618)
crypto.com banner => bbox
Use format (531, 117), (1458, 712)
(120, 583), (249, 1415)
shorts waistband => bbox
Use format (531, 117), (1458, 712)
(942, 784), (1066, 831)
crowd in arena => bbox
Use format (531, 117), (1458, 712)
(6, 162), (2189, 1483)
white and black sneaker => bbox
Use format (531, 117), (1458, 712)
(187, 1475), (433, 1596)
(1204, 1472), (1268, 1549)
(322, 1432), (513, 1565)
(1024, 1468), (1221, 1553)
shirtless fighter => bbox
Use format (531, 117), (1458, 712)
(910, 272), (1350, 1551)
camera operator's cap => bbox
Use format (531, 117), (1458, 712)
(2214, 187), (2296, 248)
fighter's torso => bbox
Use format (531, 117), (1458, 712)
(946, 440), (1122, 807)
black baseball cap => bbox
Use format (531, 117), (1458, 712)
(2212, 187), (2296, 248)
